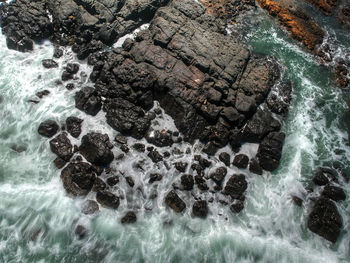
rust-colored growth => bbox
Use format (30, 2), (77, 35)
(199, 0), (230, 17)
(305, 0), (339, 15)
(257, 0), (324, 51)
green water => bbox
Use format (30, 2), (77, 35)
(0, 9), (349, 263)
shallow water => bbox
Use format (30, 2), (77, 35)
(0, 6), (350, 263)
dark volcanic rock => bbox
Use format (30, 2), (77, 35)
(50, 133), (73, 161)
(175, 162), (188, 173)
(125, 176), (135, 187)
(92, 177), (107, 192)
(66, 116), (83, 138)
(60, 162), (96, 196)
(75, 225), (87, 239)
(181, 174), (194, 190)
(322, 185), (346, 202)
(165, 190), (186, 213)
(146, 130), (174, 147)
(192, 200), (208, 218)
(210, 167), (227, 185)
(313, 167), (338, 186)
(249, 158), (263, 175)
(121, 211), (137, 224)
(148, 149), (163, 163)
(42, 59), (58, 69)
(79, 133), (114, 166)
(54, 157), (66, 169)
(222, 174), (248, 199)
(195, 175), (209, 191)
(232, 154), (249, 169)
(38, 120), (59, 138)
(257, 132), (285, 171)
(106, 176), (119, 186)
(132, 143), (146, 152)
(75, 87), (102, 116)
(149, 173), (162, 184)
(230, 200), (244, 213)
(307, 198), (342, 243)
(82, 200), (99, 215)
(96, 191), (120, 209)
(219, 152), (231, 166)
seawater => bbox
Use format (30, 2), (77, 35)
(0, 9), (350, 263)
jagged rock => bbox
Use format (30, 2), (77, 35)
(81, 200), (99, 215)
(146, 130), (174, 147)
(222, 174), (248, 199)
(165, 190), (186, 213)
(132, 143), (145, 152)
(79, 132), (114, 166)
(60, 162), (96, 196)
(249, 158), (263, 175)
(106, 176), (119, 186)
(149, 173), (162, 184)
(148, 149), (163, 163)
(92, 177), (107, 192)
(192, 200), (208, 218)
(210, 167), (227, 185)
(307, 197), (342, 243)
(75, 87), (102, 116)
(54, 157), (66, 169)
(96, 190), (120, 209)
(42, 59), (58, 69)
(121, 211), (137, 224)
(219, 152), (231, 166)
(175, 162), (188, 173)
(115, 135), (128, 145)
(180, 174), (194, 190)
(257, 132), (285, 171)
(232, 154), (249, 169)
(38, 120), (59, 138)
(50, 133), (73, 161)
(291, 195), (303, 207)
(322, 185), (346, 202)
(66, 116), (83, 138)
(195, 175), (209, 191)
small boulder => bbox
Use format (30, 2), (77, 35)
(148, 149), (163, 163)
(192, 200), (208, 218)
(165, 190), (186, 213)
(219, 152), (231, 166)
(232, 154), (249, 169)
(106, 176), (119, 186)
(149, 173), (162, 184)
(210, 167), (227, 185)
(66, 116), (83, 138)
(257, 132), (285, 171)
(38, 120), (59, 138)
(42, 59), (58, 69)
(230, 200), (244, 213)
(222, 174), (248, 199)
(75, 87), (102, 116)
(181, 174), (194, 190)
(75, 225), (87, 239)
(121, 211), (137, 224)
(146, 130), (174, 147)
(175, 161), (188, 173)
(322, 185), (346, 202)
(96, 191), (120, 209)
(249, 158), (263, 175)
(49, 133), (73, 161)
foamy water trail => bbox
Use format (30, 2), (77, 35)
(0, 10), (349, 263)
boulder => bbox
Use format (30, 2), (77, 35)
(60, 162), (96, 196)
(181, 174), (194, 190)
(92, 177), (107, 192)
(257, 132), (285, 171)
(210, 167), (227, 185)
(174, 161), (188, 173)
(192, 200), (208, 218)
(165, 190), (186, 213)
(307, 198), (342, 243)
(121, 211), (137, 224)
(66, 116), (83, 138)
(75, 87), (102, 116)
(96, 190), (120, 209)
(313, 167), (338, 186)
(232, 154), (249, 169)
(219, 152), (231, 166)
(42, 59), (58, 69)
(38, 120), (59, 138)
(230, 200), (244, 213)
(79, 133), (114, 166)
(81, 200), (99, 215)
(146, 130), (174, 147)
(49, 133), (73, 161)
(322, 185), (346, 202)
(149, 173), (162, 184)
(222, 174), (248, 199)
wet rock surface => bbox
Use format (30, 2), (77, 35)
(38, 120), (59, 138)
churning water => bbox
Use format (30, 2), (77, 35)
(0, 7), (350, 263)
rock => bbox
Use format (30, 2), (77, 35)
(307, 197), (342, 243)
(222, 174), (248, 199)
(66, 116), (83, 138)
(322, 185), (346, 202)
(62, 63), (79, 81)
(195, 175), (209, 191)
(50, 133), (73, 161)
(120, 145), (130, 153)
(219, 152), (231, 166)
(79, 132), (114, 166)
(257, 132), (285, 171)
(36, 90), (50, 99)
(175, 162), (188, 173)
(66, 83), (75, 90)
(115, 135), (128, 145)
(105, 98), (151, 139)
(42, 59), (58, 69)
(194, 155), (212, 169)
(146, 130), (174, 147)
(96, 191), (120, 209)
(125, 176), (135, 187)
(132, 143), (145, 152)
(230, 200), (244, 213)
(210, 167), (227, 185)
(92, 177), (107, 192)
(53, 47), (63, 58)
(313, 167), (338, 186)
(249, 158), (263, 175)
(241, 109), (281, 143)
(54, 157), (66, 169)
(291, 195), (303, 207)
(235, 92), (256, 114)
(10, 144), (27, 153)
(106, 176), (119, 186)
(149, 173), (162, 184)
(232, 154), (249, 169)
(81, 200), (99, 215)
(181, 174), (194, 190)
(38, 120), (59, 138)
(75, 225), (87, 239)
(60, 162), (96, 196)
(75, 87), (102, 116)
(121, 211), (137, 224)
(148, 149), (163, 163)
(192, 200), (208, 218)
(165, 190), (186, 213)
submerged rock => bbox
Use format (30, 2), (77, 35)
(307, 197), (342, 243)
(192, 200), (208, 218)
(96, 190), (120, 209)
(42, 59), (58, 69)
(82, 200), (99, 215)
(257, 132), (285, 171)
(121, 211), (137, 224)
